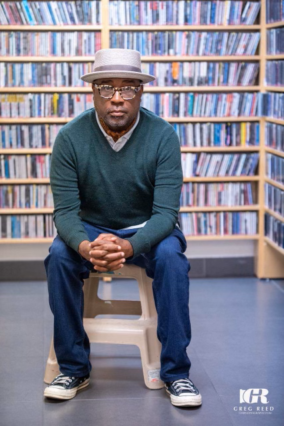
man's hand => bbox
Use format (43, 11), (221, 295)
(88, 233), (134, 272)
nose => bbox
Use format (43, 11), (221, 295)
(111, 89), (124, 103)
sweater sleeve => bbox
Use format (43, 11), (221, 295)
(125, 129), (183, 258)
(50, 131), (90, 252)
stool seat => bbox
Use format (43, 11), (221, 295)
(44, 264), (163, 389)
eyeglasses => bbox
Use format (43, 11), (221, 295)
(94, 84), (141, 100)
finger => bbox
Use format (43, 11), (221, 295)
(94, 263), (124, 272)
(90, 241), (122, 251)
(102, 251), (125, 261)
(90, 256), (125, 268)
(106, 258), (126, 269)
(90, 257), (108, 267)
(89, 249), (108, 259)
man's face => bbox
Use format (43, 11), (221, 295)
(92, 78), (143, 132)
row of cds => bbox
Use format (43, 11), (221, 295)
(0, 214), (56, 239)
(181, 152), (259, 177)
(110, 31), (260, 56)
(180, 182), (255, 207)
(0, 32), (101, 56)
(0, 122), (259, 150)
(0, 61), (259, 88)
(179, 211), (258, 236)
(265, 183), (284, 218)
(267, 28), (284, 55)
(266, 153), (284, 185)
(173, 122), (259, 147)
(264, 213), (284, 249)
(265, 123), (284, 153)
(0, 94), (94, 118)
(141, 93), (260, 117)
(0, 185), (53, 209)
(0, 125), (62, 149)
(109, 1), (260, 26)
(0, 1), (101, 25)
(0, 155), (51, 179)
(143, 62), (259, 87)
(0, 93), (260, 118)
(265, 61), (284, 87)
(0, 63), (92, 87)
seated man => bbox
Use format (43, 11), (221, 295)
(44, 48), (202, 407)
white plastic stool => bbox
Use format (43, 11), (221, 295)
(44, 264), (163, 389)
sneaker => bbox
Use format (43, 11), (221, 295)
(165, 378), (202, 407)
(44, 373), (90, 400)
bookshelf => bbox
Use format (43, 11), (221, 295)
(0, 0), (283, 278)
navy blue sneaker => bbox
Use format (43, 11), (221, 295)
(165, 378), (202, 407)
(44, 373), (90, 400)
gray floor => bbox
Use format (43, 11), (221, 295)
(0, 276), (283, 426)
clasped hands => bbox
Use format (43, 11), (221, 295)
(79, 233), (134, 272)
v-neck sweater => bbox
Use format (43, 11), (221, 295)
(50, 106), (183, 258)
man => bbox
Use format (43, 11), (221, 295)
(44, 48), (202, 407)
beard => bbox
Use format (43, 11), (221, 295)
(102, 110), (135, 132)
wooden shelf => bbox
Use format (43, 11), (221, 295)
(0, 234), (259, 244)
(265, 177), (284, 191)
(0, 56), (96, 62)
(0, 238), (54, 243)
(265, 147), (284, 158)
(166, 117), (260, 123)
(181, 146), (260, 152)
(0, 146), (260, 154)
(0, 208), (53, 214)
(0, 55), (261, 63)
(266, 54), (284, 60)
(0, 179), (50, 184)
(0, 25), (102, 31)
(264, 237), (284, 255)
(0, 149), (52, 154)
(180, 205), (259, 212)
(264, 117), (284, 125)
(110, 25), (261, 31)
(0, 118), (70, 124)
(0, 86), (260, 93)
(185, 234), (259, 240)
(0, 117), (261, 124)
(183, 176), (259, 182)
(265, 207), (284, 223)
(265, 86), (284, 92)
(0, 206), (259, 214)
(266, 21), (284, 29)
(141, 55), (261, 61)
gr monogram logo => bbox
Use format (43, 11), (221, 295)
(240, 389), (269, 404)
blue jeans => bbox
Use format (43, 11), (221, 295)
(44, 220), (192, 383)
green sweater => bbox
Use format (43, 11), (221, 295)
(50, 106), (183, 258)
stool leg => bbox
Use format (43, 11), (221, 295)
(139, 326), (163, 390)
(44, 338), (60, 384)
(83, 276), (100, 318)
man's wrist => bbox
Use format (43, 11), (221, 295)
(124, 240), (134, 258)
(78, 240), (90, 258)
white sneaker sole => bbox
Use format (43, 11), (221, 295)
(166, 388), (202, 407)
(44, 378), (90, 400)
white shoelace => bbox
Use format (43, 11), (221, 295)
(172, 379), (196, 393)
(52, 374), (75, 386)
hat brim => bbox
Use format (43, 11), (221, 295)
(80, 70), (155, 84)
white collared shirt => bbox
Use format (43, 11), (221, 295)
(95, 110), (140, 152)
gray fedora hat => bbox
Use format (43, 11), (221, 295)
(80, 48), (155, 84)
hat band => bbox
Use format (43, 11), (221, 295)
(94, 64), (141, 73)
